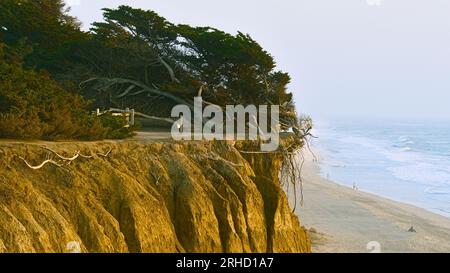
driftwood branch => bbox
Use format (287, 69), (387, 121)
(19, 147), (113, 171)
(18, 156), (63, 170)
(42, 146), (80, 161)
(79, 153), (94, 159)
(97, 147), (112, 157)
(133, 111), (175, 124)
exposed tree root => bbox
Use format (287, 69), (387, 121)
(18, 157), (63, 170)
(97, 147), (112, 157)
(18, 147), (113, 171)
(42, 146), (81, 161)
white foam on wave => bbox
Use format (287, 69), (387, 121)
(400, 147), (412, 152)
(388, 162), (450, 186)
(315, 120), (450, 218)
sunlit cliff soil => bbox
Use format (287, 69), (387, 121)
(0, 140), (310, 253)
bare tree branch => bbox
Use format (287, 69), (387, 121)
(19, 157), (63, 170)
(158, 56), (180, 83)
(97, 147), (112, 157)
(81, 78), (193, 109)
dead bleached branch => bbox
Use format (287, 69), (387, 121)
(42, 146), (80, 161)
(97, 147), (112, 157)
(19, 147), (113, 171)
(18, 156), (63, 170)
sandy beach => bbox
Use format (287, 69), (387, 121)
(294, 151), (450, 253)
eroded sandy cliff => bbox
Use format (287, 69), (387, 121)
(0, 140), (310, 253)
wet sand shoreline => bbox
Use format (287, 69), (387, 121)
(293, 152), (450, 253)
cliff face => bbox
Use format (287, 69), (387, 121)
(0, 140), (310, 253)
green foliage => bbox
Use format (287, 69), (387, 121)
(0, 3), (302, 140)
(0, 0), (87, 75)
(77, 5), (298, 124)
(0, 52), (102, 140)
(174, 25), (277, 102)
(98, 112), (138, 139)
(0, 49), (134, 140)
(0, 2), (139, 141)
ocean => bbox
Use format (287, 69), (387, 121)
(313, 119), (450, 218)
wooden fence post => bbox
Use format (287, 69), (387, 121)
(125, 107), (130, 126)
(130, 109), (135, 126)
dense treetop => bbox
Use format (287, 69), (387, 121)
(0, 1), (303, 139)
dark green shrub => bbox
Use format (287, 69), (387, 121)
(98, 112), (139, 140)
(0, 48), (136, 140)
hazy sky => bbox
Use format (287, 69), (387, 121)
(68, 0), (450, 120)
